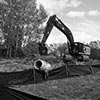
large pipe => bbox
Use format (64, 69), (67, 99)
(34, 58), (66, 75)
(34, 59), (52, 73)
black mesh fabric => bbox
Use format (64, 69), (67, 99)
(0, 66), (67, 86)
(0, 85), (48, 100)
(0, 64), (100, 100)
(0, 64), (100, 86)
(0, 69), (34, 86)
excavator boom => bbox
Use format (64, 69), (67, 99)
(41, 15), (74, 52)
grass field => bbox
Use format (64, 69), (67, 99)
(0, 59), (100, 100)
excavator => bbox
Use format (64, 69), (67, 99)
(34, 15), (93, 76)
(38, 15), (90, 62)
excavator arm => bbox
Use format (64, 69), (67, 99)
(39, 15), (75, 55)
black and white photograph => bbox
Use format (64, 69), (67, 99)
(0, 0), (100, 100)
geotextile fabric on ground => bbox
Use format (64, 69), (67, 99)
(0, 85), (48, 100)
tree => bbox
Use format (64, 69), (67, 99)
(0, 0), (47, 58)
(89, 40), (100, 60)
(89, 40), (100, 49)
(56, 43), (68, 57)
(23, 41), (39, 59)
(90, 48), (100, 60)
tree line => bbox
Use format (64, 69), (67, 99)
(0, 0), (47, 58)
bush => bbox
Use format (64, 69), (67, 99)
(23, 41), (39, 58)
(90, 48), (100, 60)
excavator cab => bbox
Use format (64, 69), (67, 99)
(73, 42), (91, 56)
(70, 42), (91, 62)
(63, 42), (91, 62)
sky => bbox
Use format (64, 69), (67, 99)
(37, 0), (100, 44)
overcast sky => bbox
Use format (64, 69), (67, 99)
(37, 0), (100, 44)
